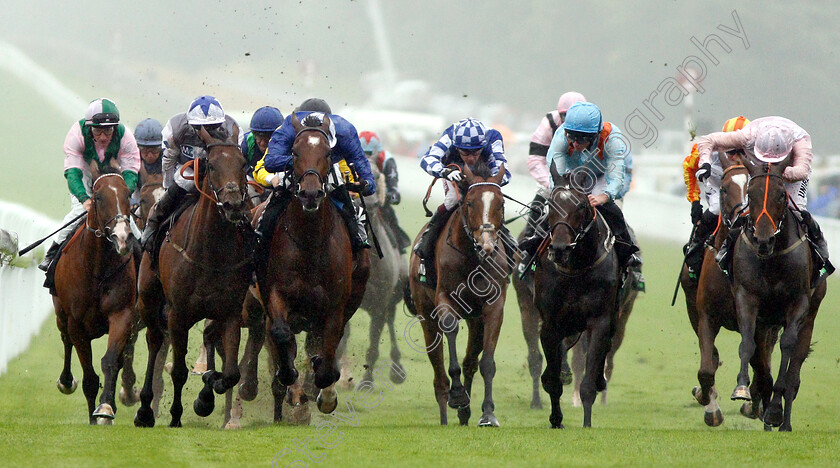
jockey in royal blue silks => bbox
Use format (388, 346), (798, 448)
(414, 117), (516, 281)
(257, 99), (376, 253)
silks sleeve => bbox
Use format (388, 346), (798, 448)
(122, 170), (139, 193)
(64, 168), (89, 202)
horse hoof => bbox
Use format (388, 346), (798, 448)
(193, 393), (215, 417)
(763, 404), (783, 427)
(169, 420), (182, 428)
(316, 392), (338, 414)
(704, 409), (724, 427)
(92, 403), (115, 420)
(96, 417), (114, 426)
(457, 406), (471, 426)
(283, 401), (312, 426)
(692, 386), (711, 406)
(224, 420), (241, 430)
(560, 370), (573, 386)
(134, 407), (155, 428)
(119, 386), (140, 407)
(530, 399), (542, 410)
(572, 392), (582, 408)
(550, 423), (565, 429)
(56, 378), (78, 395)
(238, 381), (259, 402)
(165, 362), (174, 374)
(390, 365), (407, 384)
(190, 362), (206, 375)
(337, 376), (354, 391)
(730, 385), (751, 401)
(478, 414), (500, 427)
(447, 388), (470, 409)
(740, 401), (759, 419)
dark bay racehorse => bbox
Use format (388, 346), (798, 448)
(681, 161), (779, 427)
(407, 163), (509, 427)
(728, 156), (826, 431)
(256, 113), (370, 416)
(52, 171), (136, 424)
(134, 126), (252, 428)
(534, 168), (619, 428)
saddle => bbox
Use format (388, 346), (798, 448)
(43, 217), (88, 295)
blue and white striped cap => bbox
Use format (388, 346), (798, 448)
(453, 118), (488, 150)
(187, 95), (226, 125)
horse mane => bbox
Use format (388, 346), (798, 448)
(469, 158), (493, 180)
(301, 114), (324, 128)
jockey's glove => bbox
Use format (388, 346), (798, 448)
(696, 163), (712, 183)
(348, 179), (374, 196)
(441, 168), (463, 182)
(388, 190), (401, 205)
(691, 200), (703, 225)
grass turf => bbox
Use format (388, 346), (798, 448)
(1, 199), (839, 467)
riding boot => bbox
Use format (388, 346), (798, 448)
(38, 241), (60, 272)
(332, 186), (369, 253)
(141, 184), (187, 252)
(800, 209), (835, 281)
(714, 222), (742, 277)
(684, 210), (718, 279)
(415, 204), (454, 261)
(596, 201), (639, 268)
(517, 194), (548, 256)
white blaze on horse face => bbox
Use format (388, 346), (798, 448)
(152, 187), (165, 203)
(481, 191), (496, 252)
(108, 185), (131, 251)
(731, 174), (748, 201)
(308, 135), (321, 147)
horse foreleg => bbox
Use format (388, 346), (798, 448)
(336, 322), (354, 390)
(168, 318), (189, 427)
(238, 293), (265, 402)
(71, 332), (100, 425)
(420, 316), (449, 425)
(457, 317), (484, 426)
(266, 295), (298, 387)
(265, 332), (286, 423)
(134, 260), (164, 427)
(385, 305), (406, 384)
(477, 306), (503, 428)
(364, 309), (388, 383)
(732, 292), (759, 401)
(571, 334), (587, 407)
(94, 307), (133, 424)
(766, 298), (812, 430)
(519, 295), (543, 409)
(119, 316), (141, 407)
(55, 312), (77, 395)
(581, 315), (611, 428)
(540, 322), (565, 429)
(152, 333), (170, 417)
(777, 313), (814, 432)
(694, 311), (722, 427)
(743, 325), (774, 425)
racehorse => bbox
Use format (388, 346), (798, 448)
(256, 113), (370, 417)
(533, 167), (620, 428)
(52, 170), (136, 424)
(134, 126), (252, 428)
(407, 162), (509, 427)
(681, 160), (779, 427)
(728, 155), (826, 431)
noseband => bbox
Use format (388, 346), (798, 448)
(548, 186), (596, 252)
(721, 165), (749, 229)
(186, 143), (249, 223)
(459, 182), (502, 253)
(88, 174), (131, 244)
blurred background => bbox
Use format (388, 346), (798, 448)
(2, 0), (840, 218)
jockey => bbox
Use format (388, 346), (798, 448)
(544, 102), (641, 274)
(359, 130), (411, 253)
(134, 118), (164, 192)
(242, 106), (284, 175)
(140, 95), (242, 252)
(255, 98), (376, 253)
(39, 98), (140, 271)
(522, 92), (587, 242)
(696, 116), (834, 280)
(415, 117), (513, 274)
(682, 116), (749, 279)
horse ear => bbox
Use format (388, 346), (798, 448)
(321, 113), (332, 131)
(463, 163), (475, 184)
(491, 163), (506, 184)
(230, 124), (239, 144)
(291, 112), (303, 133)
(197, 125), (214, 145)
(549, 160), (562, 186)
(88, 159), (101, 181)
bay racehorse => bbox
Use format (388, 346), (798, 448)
(134, 126), (252, 428)
(407, 162), (509, 427)
(682, 160), (779, 427)
(256, 113), (370, 417)
(728, 155), (826, 431)
(52, 170), (136, 424)
(533, 167), (620, 428)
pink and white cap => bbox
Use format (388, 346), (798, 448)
(557, 91), (586, 114)
(754, 122), (795, 163)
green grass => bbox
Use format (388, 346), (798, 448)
(1, 198), (839, 467)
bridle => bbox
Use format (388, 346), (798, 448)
(88, 174), (131, 247)
(288, 127), (332, 198)
(181, 142), (249, 223)
(548, 185), (597, 252)
(458, 181), (503, 253)
(720, 164), (749, 229)
(744, 168), (787, 238)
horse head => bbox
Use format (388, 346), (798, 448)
(719, 157), (749, 228)
(290, 112), (332, 213)
(196, 125), (249, 223)
(137, 173), (164, 229)
(743, 155), (791, 256)
(461, 162), (506, 257)
(546, 163), (597, 266)
(90, 171), (133, 255)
